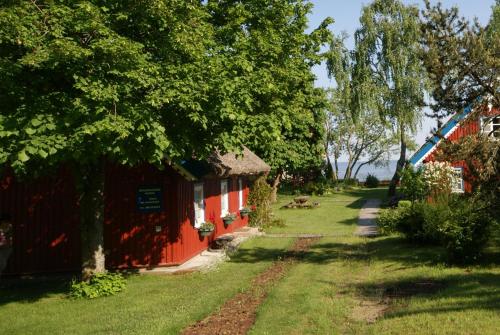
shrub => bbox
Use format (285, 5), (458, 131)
(397, 200), (412, 209)
(70, 272), (126, 299)
(438, 197), (494, 262)
(377, 205), (412, 235)
(400, 166), (428, 202)
(365, 174), (379, 188)
(386, 195), (496, 262)
(340, 178), (358, 189)
(303, 181), (327, 195)
(248, 176), (273, 228)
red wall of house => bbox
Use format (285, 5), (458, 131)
(176, 176), (249, 266)
(0, 168), (80, 275)
(423, 109), (500, 193)
(1, 163), (251, 274)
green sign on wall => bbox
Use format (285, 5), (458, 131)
(136, 187), (163, 213)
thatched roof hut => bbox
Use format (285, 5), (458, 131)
(175, 146), (270, 181)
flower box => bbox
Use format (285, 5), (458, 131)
(222, 213), (237, 225)
(239, 207), (251, 217)
(197, 221), (215, 238)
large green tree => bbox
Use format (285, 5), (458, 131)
(207, 0), (334, 201)
(421, 0), (500, 118)
(0, 0), (335, 275)
(353, 0), (426, 196)
(0, 0), (260, 277)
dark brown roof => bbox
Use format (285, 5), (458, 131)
(173, 146), (270, 180)
(206, 146), (271, 178)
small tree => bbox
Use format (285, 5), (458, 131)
(247, 176), (273, 228)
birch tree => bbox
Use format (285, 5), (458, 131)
(353, 0), (426, 196)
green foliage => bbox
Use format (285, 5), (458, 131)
(397, 200), (412, 209)
(207, 1), (334, 177)
(421, 0), (499, 117)
(303, 180), (328, 196)
(353, 0), (427, 196)
(70, 272), (126, 299)
(248, 176), (273, 228)
(364, 174), (379, 188)
(400, 166), (428, 202)
(376, 205), (412, 236)
(381, 196), (497, 262)
(438, 198), (495, 262)
(0, 1), (334, 274)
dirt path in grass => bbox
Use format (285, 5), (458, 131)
(181, 237), (320, 335)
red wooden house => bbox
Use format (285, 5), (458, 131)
(409, 105), (499, 193)
(0, 147), (270, 275)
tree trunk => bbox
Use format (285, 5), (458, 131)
(334, 156), (339, 182)
(353, 162), (368, 180)
(325, 155), (334, 181)
(77, 160), (106, 280)
(388, 126), (407, 197)
(344, 158), (353, 180)
(270, 170), (283, 203)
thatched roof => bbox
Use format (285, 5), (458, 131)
(207, 146), (271, 178)
(175, 146), (270, 180)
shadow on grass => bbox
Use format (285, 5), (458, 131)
(0, 276), (70, 306)
(229, 237), (423, 265)
(230, 236), (500, 269)
(0, 271), (139, 306)
(353, 272), (500, 317)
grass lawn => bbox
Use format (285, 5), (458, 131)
(249, 189), (500, 335)
(0, 237), (294, 335)
(266, 188), (387, 235)
(1, 188), (498, 334)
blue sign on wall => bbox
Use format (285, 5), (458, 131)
(137, 186), (163, 213)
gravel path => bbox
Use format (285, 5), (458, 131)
(355, 199), (382, 237)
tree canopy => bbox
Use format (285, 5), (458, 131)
(353, 0), (427, 196)
(0, 0), (334, 274)
(421, 0), (500, 118)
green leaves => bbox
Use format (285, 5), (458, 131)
(17, 151), (29, 163)
(0, 0), (332, 178)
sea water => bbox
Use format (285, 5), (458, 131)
(334, 160), (397, 182)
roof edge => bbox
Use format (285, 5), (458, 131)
(409, 104), (474, 167)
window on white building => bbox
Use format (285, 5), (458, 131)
(481, 116), (500, 138)
(220, 180), (229, 217)
(451, 167), (464, 193)
(238, 178), (244, 209)
(193, 183), (205, 228)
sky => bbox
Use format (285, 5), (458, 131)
(307, 0), (496, 158)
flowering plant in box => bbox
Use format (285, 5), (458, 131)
(198, 221), (215, 237)
(222, 213), (237, 225)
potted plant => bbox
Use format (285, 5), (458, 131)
(239, 207), (252, 218)
(197, 221), (215, 237)
(222, 213), (237, 225)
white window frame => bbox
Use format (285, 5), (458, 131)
(220, 179), (229, 217)
(451, 167), (464, 193)
(193, 183), (205, 228)
(481, 116), (500, 139)
(238, 178), (244, 209)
